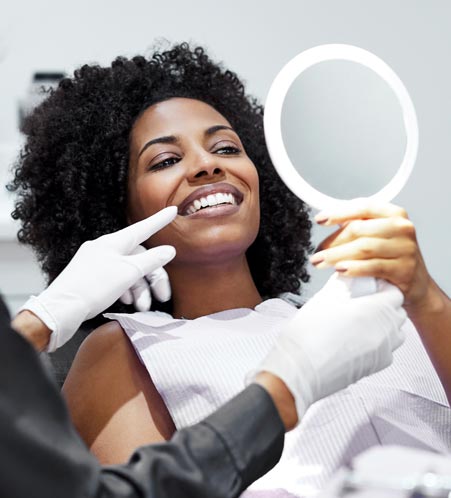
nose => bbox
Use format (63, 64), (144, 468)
(187, 149), (225, 183)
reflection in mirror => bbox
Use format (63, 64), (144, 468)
(281, 60), (406, 200)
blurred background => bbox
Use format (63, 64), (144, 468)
(1, 0), (450, 313)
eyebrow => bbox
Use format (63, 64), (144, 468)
(137, 124), (236, 158)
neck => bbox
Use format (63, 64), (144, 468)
(167, 256), (262, 319)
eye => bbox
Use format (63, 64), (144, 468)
(214, 144), (241, 155)
(148, 156), (180, 172)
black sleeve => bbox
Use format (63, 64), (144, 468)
(0, 298), (284, 498)
(98, 384), (285, 497)
(0, 299), (101, 498)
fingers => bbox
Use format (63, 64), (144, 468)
(119, 266), (172, 311)
(392, 315), (407, 350)
(330, 258), (415, 292)
(147, 267), (171, 302)
(372, 281), (407, 349)
(311, 237), (412, 269)
(101, 206), (177, 253)
(120, 290), (134, 305)
(128, 245), (176, 277)
(375, 279), (405, 309)
(316, 217), (416, 252)
(130, 280), (152, 312)
(315, 200), (409, 227)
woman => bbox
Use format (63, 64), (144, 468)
(11, 44), (450, 495)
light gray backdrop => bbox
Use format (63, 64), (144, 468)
(0, 0), (450, 310)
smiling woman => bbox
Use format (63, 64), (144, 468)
(127, 98), (263, 319)
(9, 42), (451, 496)
(9, 42), (312, 463)
(10, 44), (311, 304)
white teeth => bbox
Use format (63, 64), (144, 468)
(207, 194), (217, 206)
(185, 192), (238, 215)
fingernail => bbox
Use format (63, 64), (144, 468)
(310, 254), (325, 265)
(314, 212), (329, 224)
(335, 263), (348, 273)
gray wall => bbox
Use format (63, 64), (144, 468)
(1, 0), (450, 310)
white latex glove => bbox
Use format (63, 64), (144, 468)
(21, 206), (177, 352)
(119, 246), (171, 311)
(258, 274), (407, 422)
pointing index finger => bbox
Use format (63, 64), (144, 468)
(106, 206), (177, 253)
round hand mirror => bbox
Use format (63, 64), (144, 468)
(264, 44), (419, 295)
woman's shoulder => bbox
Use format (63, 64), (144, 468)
(62, 321), (140, 439)
(72, 319), (130, 365)
(62, 320), (176, 464)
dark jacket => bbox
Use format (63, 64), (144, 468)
(0, 297), (284, 497)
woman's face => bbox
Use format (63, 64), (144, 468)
(128, 98), (260, 265)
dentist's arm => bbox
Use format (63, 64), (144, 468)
(12, 207), (177, 352)
(6, 272), (406, 497)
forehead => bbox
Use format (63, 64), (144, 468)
(132, 98), (232, 140)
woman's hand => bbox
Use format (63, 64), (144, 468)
(309, 201), (434, 311)
(309, 200), (451, 401)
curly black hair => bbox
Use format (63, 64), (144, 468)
(9, 43), (312, 314)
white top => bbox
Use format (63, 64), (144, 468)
(106, 299), (451, 497)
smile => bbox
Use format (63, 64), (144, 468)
(185, 192), (237, 214)
(178, 182), (244, 217)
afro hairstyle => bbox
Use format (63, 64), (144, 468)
(9, 43), (312, 315)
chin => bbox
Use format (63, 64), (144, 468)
(173, 233), (256, 266)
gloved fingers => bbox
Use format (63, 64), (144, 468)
(127, 245), (171, 302)
(120, 289), (134, 306)
(391, 312), (407, 350)
(100, 206), (177, 253)
(309, 273), (353, 303)
(147, 267), (171, 303)
(375, 278), (405, 308)
(130, 279), (152, 311)
(128, 245), (176, 276)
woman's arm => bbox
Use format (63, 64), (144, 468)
(62, 321), (176, 465)
(310, 201), (451, 401)
(402, 278), (451, 398)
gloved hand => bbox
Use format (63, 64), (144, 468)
(119, 246), (172, 312)
(258, 274), (407, 422)
(21, 207), (177, 352)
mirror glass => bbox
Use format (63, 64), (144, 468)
(280, 59), (406, 200)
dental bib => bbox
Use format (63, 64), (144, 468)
(106, 300), (451, 497)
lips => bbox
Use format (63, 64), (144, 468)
(178, 182), (244, 216)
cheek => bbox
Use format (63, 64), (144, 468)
(246, 165), (260, 211)
(127, 175), (175, 222)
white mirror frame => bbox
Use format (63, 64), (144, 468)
(264, 44), (419, 210)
